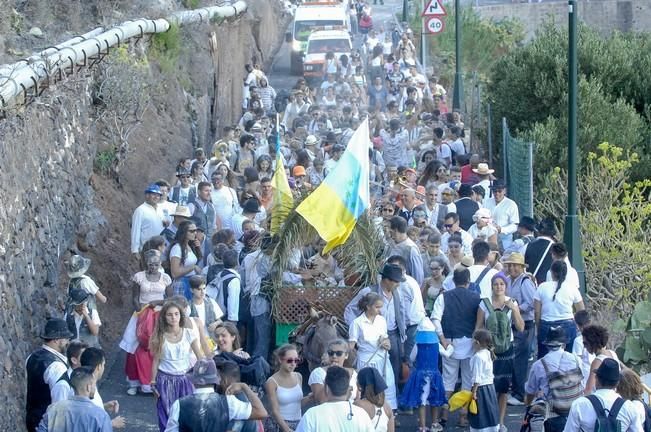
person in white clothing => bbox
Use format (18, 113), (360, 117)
(80, 347), (125, 428)
(210, 171), (240, 231)
(468, 241), (499, 299)
(308, 339), (359, 404)
(564, 358), (644, 432)
(296, 366), (374, 432)
(545, 243), (580, 290)
(131, 184), (165, 256)
(188, 275), (223, 335)
(483, 180), (519, 252)
(440, 213), (474, 256)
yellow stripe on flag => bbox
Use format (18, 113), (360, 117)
(271, 155), (294, 234)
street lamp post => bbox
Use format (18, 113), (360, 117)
(564, 0), (586, 293)
(452, 0), (463, 111)
(403, 0), (409, 23)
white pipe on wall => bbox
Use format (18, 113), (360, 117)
(0, 1), (248, 107)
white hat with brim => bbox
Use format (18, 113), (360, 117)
(472, 163), (494, 175)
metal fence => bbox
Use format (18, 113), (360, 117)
(502, 118), (534, 218)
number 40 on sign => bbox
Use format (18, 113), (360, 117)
(425, 16), (445, 34)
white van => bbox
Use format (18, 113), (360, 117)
(287, 1), (350, 74)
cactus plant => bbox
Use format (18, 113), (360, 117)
(615, 301), (651, 373)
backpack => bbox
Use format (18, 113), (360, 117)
(218, 269), (249, 322)
(541, 353), (584, 415)
(586, 395), (624, 432)
(643, 400), (651, 432)
(468, 266), (492, 295)
(482, 298), (512, 354)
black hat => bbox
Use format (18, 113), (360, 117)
(518, 216), (536, 232)
(41, 318), (74, 340)
(537, 218), (558, 237)
(543, 326), (567, 347)
(380, 263), (406, 283)
(595, 358), (620, 384)
(242, 198), (261, 214)
(325, 132), (337, 143)
(490, 179), (506, 190)
(68, 287), (90, 306)
(357, 367), (388, 395)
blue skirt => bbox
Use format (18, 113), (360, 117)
(399, 369), (447, 409)
(468, 383), (499, 430)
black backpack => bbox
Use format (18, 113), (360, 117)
(586, 395), (624, 432)
(643, 400), (651, 432)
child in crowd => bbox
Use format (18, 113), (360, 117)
(572, 310), (594, 387)
(469, 329), (500, 432)
(399, 318), (451, 432)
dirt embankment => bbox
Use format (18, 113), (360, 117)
(0, 0), (290, 429)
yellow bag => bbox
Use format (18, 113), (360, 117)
(448, 390), (472, 412)
(469, 399), (478, 414)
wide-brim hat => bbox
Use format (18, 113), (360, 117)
(502, 252), (526, 266)
(305, 135), (318, 146)
(189, 359), (220, 386)
(380, 263), (406, 282)
(67, 255), (91, 278)
(68, 287), (90, 306)
(41, 318), (74, 340)
(472, 163), (494, 175)
(171, 205), (192, 218)
(543, 326), (567, 347)
(454, 256), (474, 271)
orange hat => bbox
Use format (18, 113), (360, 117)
(404, 168), (417, 176)
(292, 165), (306, 177)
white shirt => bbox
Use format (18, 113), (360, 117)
(349, 314), (388, 358)
(535, 280), (583, 321)
(564, 388), (644, 432)
(295, 400), (374, 432)
(467, 223), (498, 242)
(165, 387), (252, 432)
(431, 294), (474, 360)
(448, 138), (466, 156)
(158, 328), (197, 374)
(484, 196), (519, 236)
(170, 244), (198, 276)
(157, 200), (177, 227)
(50, 369), (74, 403)
(308, 367), (358, 402)
(130, 202), (164, 253)
(545, 257), (580, 290)
(468, 264), (499, 299)
(572, 335), (596, 388)
(399, 275), (426, 326)
(215, 269), (241, 322)
(192, 298), (224, 331)
(68, 309), (101, 337)
(440, 229), (473, 256)
(470, 348), (494, 386)
(211, 187), (241, 231)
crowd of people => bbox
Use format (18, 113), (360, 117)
(23, 5), (650, 432)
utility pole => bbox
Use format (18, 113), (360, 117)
(564, 0), (586, 293)
(452, 0), (463, 111)
(403, 0), (409, 23)
(420, 0), (427, 69)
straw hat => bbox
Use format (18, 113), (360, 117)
(502, 252), (526, 266)
(472, 163), (494, 175)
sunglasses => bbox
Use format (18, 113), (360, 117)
(285, 358), (301, 364)
(442, 192), (452, 196)
(430, 267), (442, 271)
(180, 175), (191, 179)
(327, 350), (346, 357)
(444, 224), (455, 228)
(188, 229), (197, 233)
(382, 208), (394, 212)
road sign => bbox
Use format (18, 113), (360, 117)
(422, 0), (447, 16)
(425, 16), (445, 34)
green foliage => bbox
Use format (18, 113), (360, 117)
(94, 148), (117, 175)
(614, 301), (651, 373)
(149, 24), (181, 73)
(423, 6), (524, 85)
(487, 23), (651, 180)
(535, 143), (651, 327)
(182, 0), (200, 8)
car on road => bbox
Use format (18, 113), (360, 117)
(286, 1), (350, 75)
(302, 29), (352, 82)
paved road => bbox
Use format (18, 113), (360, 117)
(100, 0), (530, 430)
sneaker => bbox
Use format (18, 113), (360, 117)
(430, 422), (443, 432)
(126, 387), (137, 396)
(507, 394), (524, 406)
(499, 425), (508, 432)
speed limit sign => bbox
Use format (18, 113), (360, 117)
(425, 17), (445, 34)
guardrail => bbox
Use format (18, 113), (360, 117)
(0, 1), (248, 108)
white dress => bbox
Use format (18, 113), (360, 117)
(349, 314), (398, 409)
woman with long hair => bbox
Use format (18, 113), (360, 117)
(213, 322), (250, 359)
(264, 344), (310, 432)
(190, 160), (207, 185)
(582, 324), (621, 394)
(534, 260), (585, 358)
(421, 257), (449, 315)
(445, 234), (466, 269)
(149, 300), (203, 431)
(169, 220), (203, 300)
(418, 160), (448, 190)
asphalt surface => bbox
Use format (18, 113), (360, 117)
(100, 0), (530, 430)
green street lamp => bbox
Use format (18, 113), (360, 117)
(452, 0), (463, 112)
(564, 0), (586, 293)
(403, 0), (409, 23)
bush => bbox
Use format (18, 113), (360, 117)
(487, 23), (651, 180)
(535, 143), (651, 322)
(149, 23), (182, 74)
